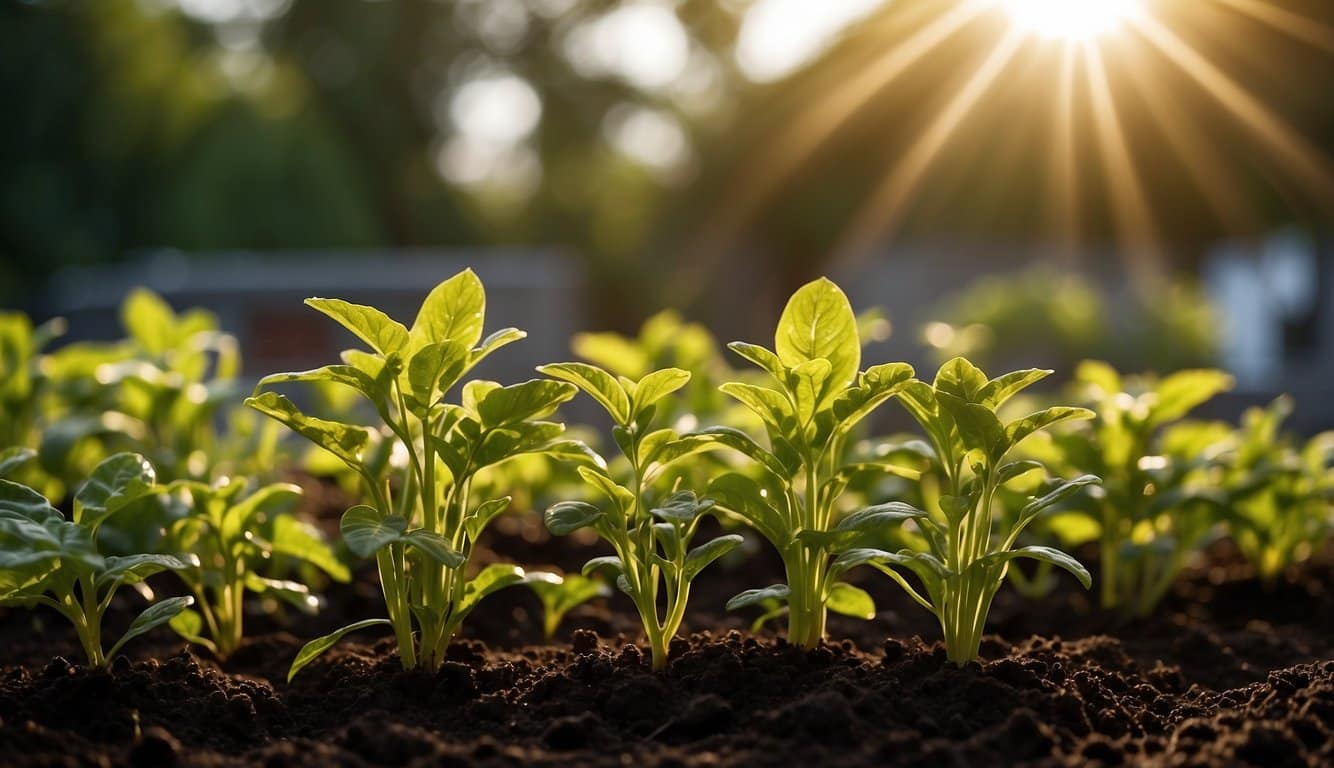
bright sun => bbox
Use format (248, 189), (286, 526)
(1002, 0), (1145, 41)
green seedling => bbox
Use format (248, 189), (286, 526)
(525, 572), (611, 640)
(540, 361), (743, 670)
(1225, 396), (1334, 588)
(247, 269), (582, 678)
(875, 358), (1098, 664)
(162, 477), (349, 657)
(0, 453), (193, 667)
(1036, 362), (1233, 615)
(706, 277), (918, 648)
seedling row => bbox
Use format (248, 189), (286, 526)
(1, 271), (1329, 679)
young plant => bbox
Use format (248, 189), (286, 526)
(0, 453), (193, 667)
(1225, 397), (1334, 588)
(247, 269), (581, 677)
(704, 277), (918, 648)
(540, 361), (743, 670)
(525, 572), (610, 640)
(879, 358), (1098, 664)
(162, 477), (349, 657)
(1037, 362), (1234, 614)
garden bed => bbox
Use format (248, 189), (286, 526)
(2, 528), (1330, 767)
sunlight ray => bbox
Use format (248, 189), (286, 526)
(686, 0), (993, 272)
(1213, 0), (1334, 53)
(1130, 13), (1334, 206)
(1116, 34), (1255, 234)
(1082, 42), (1164, 285)
(1049, 44), (1081, 261)
(832, 28), (1027, 265)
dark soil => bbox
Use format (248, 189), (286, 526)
(1, 516), (1331, 766)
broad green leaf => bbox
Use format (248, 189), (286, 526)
(727, 341), (787, 381)
(74, 453), (157, 528)
(545, 500), (604, 535)
(980, 369), (1051, 409)
(1148, 369), (1233, 426)
(1017, 474), (1101, 520)
(838, 502), (927, 531)
(409, 269), (486, 351)
(719, 382), (794, 433)
(406, 341), (470, 408)
(825, 582), (876, 620)
(0, 447), (35, 478)
(683, 534), (743, 580)
(937, 393), (1006, 459)
(1005, 407), (1095, 448)
(707, 472), (788, 547)
(575, 466), (635, 513)
(107, 595), (194, 661)
(465, 497), (512, 542)
(934, 357), (989, 401)
(269, 516), (350, 581)
(774, 278), (860, 390)
(538, 362), (631, 424)
(256, 365), (391, 410)
(457, 563), (527, 616)
(998, 460), (1044, 484)
(632, 368), (691, 414)
(478, 379), (578, 427)
(981, 546), (1091, 589)
(246, 392), (372, 469)
(692, 426), (788, 479)
(288, 618), (392, 681)
(649, 491), (714, 522)
(726, 583), (790, 611)
(581, 555), (624, 579)
(641, 434), (725, 480)
(789, 358), (833, 425)
(98, 554), (190, 587)
(340, 506), (408, 558)
(472, 327), (527, 365)
(121, 288), (176, 355)
(403, 529), (465, 568)
(224, 483), (302, 543)
(168, 609), (218, 653)
(526, 573), (609, 638)
(0, 479), (62, 524)
(830, 363), (915, 438)
(305, 298), (409, 355)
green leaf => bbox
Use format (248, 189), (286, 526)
(632, 368), (691, 414)
(980, 369), (1051, 409)
(98, 554), (190, 587)
(526, 573), (610, 638)
(981, 546), (1092, 589)
(933, 357), (989, 401)
(649, 490), (714, 522)
(707, 472), (789, 548)
(789, 358), (833, 425)
(457, 563), (528, 616)
(74, 453), (157, 528)
(998, 460), (1044, 484)
(0, 479), (62, 524)
(575, 466), (635, 513)
(246, 392), (372, 469)
(937, 393), (1006, 459)
(465, 497), (512, 542)
(683, 534), (743, 580)
(256, 365), (392, 410)
(288, 618), (392, 681)
(340, 506), (408, 557)
(108, 596), (194, 661)
(826, 582), (876, 620)
(692, 426), (789, 479)
(305, 298), (409, 355)
(838, 501), (927, 531)
(827, 547), (918, 582)
(545, 500), (604, 535)
(726, 583), (790, 611)
(1017, 475), (1101, 520)
(581, 555), (624, 579)
(121, 288), (176, 355)
(727, 341), (788, 381)
(719, 382), (795, 433)
(406, 341), (470, 408)
(409, 269), (487, 351)
(1148, 369), (1234, 426)
(774, 278), (860, 391)
(403, 529), (465, 568)
(1004, 407), (1095, 448)
(538, 362), (631, 424)
(478, 379), (578, 427)
(268, 515), (351, 582)
(168, 609), (218, 654)
(0, 447), (35, 479)
(472, 327), (527, 366)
